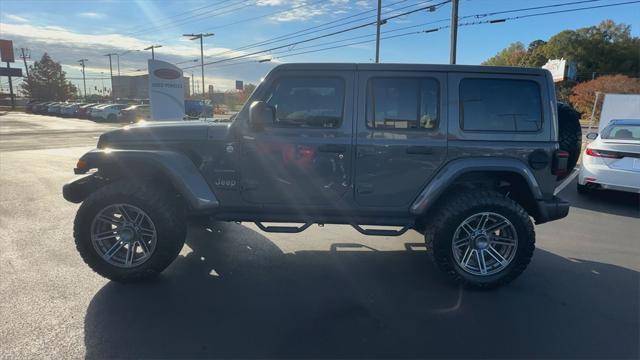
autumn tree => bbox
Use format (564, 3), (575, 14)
(20, 53), (77, 101)
(483, 20), (639, 79)
(569, 75), (640, 122)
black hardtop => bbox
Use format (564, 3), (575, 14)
(271, 62), (551, 76)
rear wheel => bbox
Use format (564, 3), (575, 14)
(74, 181), (186, 283)
(425, 190), (535, 289)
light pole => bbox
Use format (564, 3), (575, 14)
(183, 33), (213, 100)
(104, 53), (116, 101)
(144, 45), (162, 60)
(78, 59), (88, 100)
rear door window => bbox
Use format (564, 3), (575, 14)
(460, 79), (542, 132)
(367, 78), (439, 130)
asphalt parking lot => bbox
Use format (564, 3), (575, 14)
(1, 111), (638, 359)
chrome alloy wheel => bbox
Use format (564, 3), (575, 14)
(452, 212), (518, 276)
(90, 204), (157, 268)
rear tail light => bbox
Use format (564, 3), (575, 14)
(585, 148), (623, 159)
(552, 150), (569, 177)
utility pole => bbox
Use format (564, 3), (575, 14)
(19, 48), (30, 77)
(78, 59), (88, 100)
(6, 62), (15, 110)
(183, 33), (213, 100)
(449, 0), (459, 64)
(144, 45), (162, 60)
(191, 72), (195, 98)
(104, 53), (115, 101)
(375, 0), (382, 63)
(115, 54), (120, 76)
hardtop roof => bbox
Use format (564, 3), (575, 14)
(271, 62), (550, 76)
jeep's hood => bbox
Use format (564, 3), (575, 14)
(98, 120), (230, 147)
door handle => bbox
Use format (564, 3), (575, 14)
(406, 146), (433, 155)
(318, 144), (347, 153)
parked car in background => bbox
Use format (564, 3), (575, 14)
(47, 102), (66, 116)
(32, 102), (53, 114)
(26, 101), (43, 113)
(91, 104), (128, 122)
(185, 99), (213, 117)
(75, 103), (100, 119)
(88, 104), (111, 119)
(578, 119), (640, 194)
(60, 103), (86, 117)
(120, 104), (151, 122)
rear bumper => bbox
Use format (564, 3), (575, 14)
(535, 196), (570, 224)
(579, 161), (640, 193)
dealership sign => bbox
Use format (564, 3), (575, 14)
(542, 58), (577, 82)
(148, 60), (185, 121)
(0, 39), (15, 63)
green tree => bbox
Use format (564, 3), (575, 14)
(519, 40), (548, 67)
(484, 20), (639, 79)
(482, 42), (527, 66)
(542, 20), (639, 79)
(20, 53), (77, 100)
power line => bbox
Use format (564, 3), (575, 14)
(204, 0), (431, 60)
(125, 0), (248, 37)
(183, 0), (452, 70)
(470, 0), (640, 24)
(193, 0), (639, 67)
(192, 0), (329, 32)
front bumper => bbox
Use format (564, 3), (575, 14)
(535, 196), (570, 224)
(62, 173), (107, 203)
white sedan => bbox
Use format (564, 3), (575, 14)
(578, 119), (640, 194)
(90, 104), (128, 122)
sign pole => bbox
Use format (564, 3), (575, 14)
(6, 62), (15, 110)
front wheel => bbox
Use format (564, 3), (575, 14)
(74, 181), (186, 283)
(425, 190), (535, 289)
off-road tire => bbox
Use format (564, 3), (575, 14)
(74, 181), (186, 283)
(557, 102), (582, 177)
(425, 190), (535, 289)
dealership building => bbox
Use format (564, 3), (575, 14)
(112, 75), (191, 100)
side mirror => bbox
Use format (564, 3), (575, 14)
(586, 132), (598, 140)
(249, 101), (274, 130)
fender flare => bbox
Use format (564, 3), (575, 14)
(66, 149), (219, 210)
(410, 157), (543, 216)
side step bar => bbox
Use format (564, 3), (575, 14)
(350, 224), (411, 236)
(254, 222), (312, 233)
(253, 222), (412, 236)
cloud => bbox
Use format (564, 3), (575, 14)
(268, 0), (350, 22)
(0, 22), (275, 91)
(78, 12), (105, 19)
(4, 14), (29, 23)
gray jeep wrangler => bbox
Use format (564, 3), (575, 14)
(63, 63), (577, 289)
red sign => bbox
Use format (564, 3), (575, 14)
(153, 68), (181, 80)
(0, 39), (15, 63)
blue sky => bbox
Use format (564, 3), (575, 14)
(0, 0), (638, 93)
